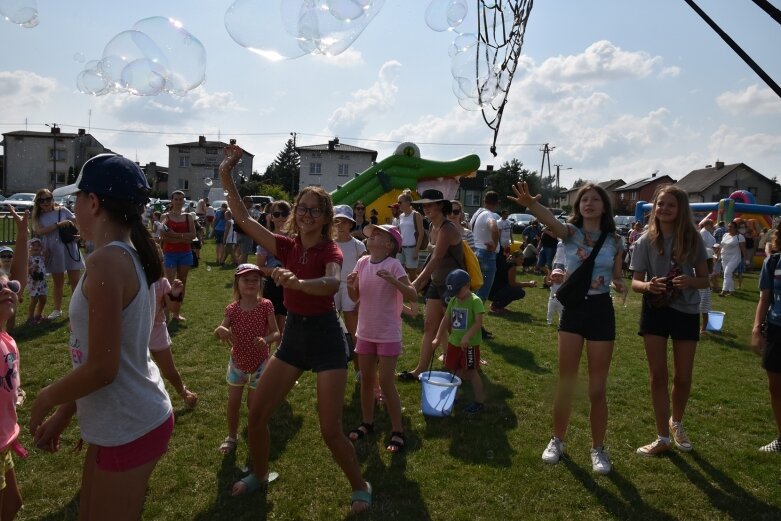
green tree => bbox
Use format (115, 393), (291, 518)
(487, 159), (539, 211)
(262, 138), (300, 195)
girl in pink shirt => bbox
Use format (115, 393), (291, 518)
(346, 224), (417, 453)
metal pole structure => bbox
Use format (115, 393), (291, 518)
(554, 164), (572, 208)
(45, 123), (59, 190)
(290, 131), (297, 197)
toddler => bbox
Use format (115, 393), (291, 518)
(547, 268), (566, 326)
(26, 238), (47, 325)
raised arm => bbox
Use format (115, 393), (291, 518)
(507, 182), (568, 239)
(218, 144), (277, 255)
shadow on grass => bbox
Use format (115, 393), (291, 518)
(668, 451), (781, 520)
(191, 400), (303, 521)
(487, 340), (550, 374)
(11, 317), (67, 342)
(31, 492), (80, 521)
(702, 331), (747, 350)
(561, 458), (678, 520)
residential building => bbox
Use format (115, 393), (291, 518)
(674, 161), (774, 205)
(456, 166), (493, 217)
(1, 128), (107, 194)
(142, 162), (169, 197)
(560, 179), (625, 210)
(613, 174), (675, 215)
(295, 138), (377, 193)
(167, 136), (253, 199)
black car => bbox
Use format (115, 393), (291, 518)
(614, 215), (634, 236)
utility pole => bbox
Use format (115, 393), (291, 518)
(290, 131), (297, 197)
(45, 123), (60, 190)
(539, 143), (555, 205)
(554, 164), (572, 208)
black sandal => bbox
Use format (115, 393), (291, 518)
(348, 422), (374, 442)
(397, 371), (418, 382)
(386, 432), (405, 453)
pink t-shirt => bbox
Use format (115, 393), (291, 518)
(225, 299), (274, 373)
(354, 256), (407, 343)
(0, 332), (20, 451)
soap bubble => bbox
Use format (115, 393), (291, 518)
(0, 0), (38, 27)
(425, 0), (467, 32)
(223, 190), (229, 196)
(77, 17), (206, 97)
(203, 177), (213, 188)
(225, 0), (385, 60)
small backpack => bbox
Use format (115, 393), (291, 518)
(461, 241), (484, 291)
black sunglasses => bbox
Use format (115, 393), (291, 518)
(38, 196), (53, 203)
(451, 209), (461, 215)
(272, 211), (290, 218)
(0, 254), (13, 259)
(354, 206), (365, 210)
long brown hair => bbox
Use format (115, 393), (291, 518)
(567, 183), (616, 233)
(288, 186), (335, 240)
(646, 185), (700, 265)
(269, 200), (292, 233)
(32, 188), (53, 223)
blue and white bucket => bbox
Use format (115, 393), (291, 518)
(419, 371), (461, 417)
(706, 311), (725, 332)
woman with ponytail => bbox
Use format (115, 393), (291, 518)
(28, 154), (173, 520)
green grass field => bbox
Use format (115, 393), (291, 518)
(11, 244), (781, 520)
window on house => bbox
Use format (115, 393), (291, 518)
(212, 168), (219, 179)
(309, 162), (322, 174)
(178, 179), (189, 190)
(49, 148), (66, 161)
(719, 185), (732, 198)
(466, 190), (482, 206)
(620, 192), (625, 200)
(206, 148), (218, 155)
(338, 164), (349, 176)
(339, 154), (351, 160)
(179, 156), (190, 167)
(50, 171), (66, 184)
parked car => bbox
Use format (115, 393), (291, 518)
(614, 215), (635, 236)
(5, 192), (36, 211)
(248, 195), (274, 207)
(55, 194), (76, 211)
(508, 213), (534, 233)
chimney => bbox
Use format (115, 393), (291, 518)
(78, 128), (85, 136)
(715, 160), (724, 169)
(198, 135), (206, 146)
(652, 172), (656, 178)
(486, 165), (494, 171)
(328, 140), (335, 150)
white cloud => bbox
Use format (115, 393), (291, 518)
(327, 60), (401, 137)
(311, 48), (365, 67)
(716, 84), (781, 115)
(709, 124), (781, 165)
(0, 70), (57, 108)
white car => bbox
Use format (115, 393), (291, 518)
(4, 192), (37, 211)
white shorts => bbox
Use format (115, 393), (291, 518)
(399, 246), (419, 269)
(334, 283), (357, 312)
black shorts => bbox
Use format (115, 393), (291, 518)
(263, 276), (287, 316)
(558, 293), (615, 341)
(763, 323), (781, 373)
(425, 281), (448, 301)
(274, 311), (348, 372)
(638, 301), (699, 341)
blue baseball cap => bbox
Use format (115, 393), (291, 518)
(444, 269), (470, 299)
(333, 204), (355, 224)
(53, 153), (151, 205)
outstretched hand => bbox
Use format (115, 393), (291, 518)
(508, 182), (542, 208)
(220, 144), (243, 173)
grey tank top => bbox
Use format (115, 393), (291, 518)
(432, 222), (464, 286)
(68, 241), (171, 446)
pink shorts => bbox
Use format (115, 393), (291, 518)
(354, 338), (402, 357)
(94, 414), (174, 472)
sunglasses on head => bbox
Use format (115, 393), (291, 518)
(38, 196), (53, 203)
(272, 211), (290, 218)
(0, 254), (13, 259)
(0, 280), (20, 293)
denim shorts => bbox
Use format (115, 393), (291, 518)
(274, 311), (349, 372)
(163, 250), (193, 268)
(558, 293), (615, 341)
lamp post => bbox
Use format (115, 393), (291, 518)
(554, 164), (572, 208)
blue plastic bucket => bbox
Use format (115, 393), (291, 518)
(706, 311), (725, 332)
(419, 371), (461, 417)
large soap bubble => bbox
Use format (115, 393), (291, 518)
(77, 16), (206, 97)
(0, 0), (38, 27)
(225, 0), (385, 61)
(425, 0), (468, 32)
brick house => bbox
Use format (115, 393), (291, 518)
(613, 174), (675, 215)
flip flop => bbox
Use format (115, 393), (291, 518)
(232, 472), (279, 497)
(350, 482), (372, 513)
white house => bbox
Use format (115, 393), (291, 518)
(295, 139), (377, 193)
(1, 128), (107, 194)
(166, 136), (253, 199)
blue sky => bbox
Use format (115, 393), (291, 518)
(1, 0), (780, 190)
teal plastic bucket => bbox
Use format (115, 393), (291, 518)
(706, 311), (725, 332)
(419, 371), (461, 417)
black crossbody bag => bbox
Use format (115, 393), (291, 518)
(555, 231), (608, 308)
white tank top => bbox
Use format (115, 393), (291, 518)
(68, 241), (171, 446)
(398, 211), (417, 247)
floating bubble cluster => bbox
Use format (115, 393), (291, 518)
(203, 177), (213, 188)
(225, 0), (385, 61)
(0, 0), (38, 27)
(426, 0), (534, 156)
(76, 16), (206, 97)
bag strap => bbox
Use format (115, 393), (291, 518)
(768, 253), (780, 304)
(567, 230), (609, 278)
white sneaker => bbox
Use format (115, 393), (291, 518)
(669, 417), (693, 452)
(47, 309), (62, 320)
(590, 446), (612, 475)
(542, 437), (564, 464)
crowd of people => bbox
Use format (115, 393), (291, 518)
(2, 147), (780, 518)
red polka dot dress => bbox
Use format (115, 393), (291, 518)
(225, 298), (275, 373)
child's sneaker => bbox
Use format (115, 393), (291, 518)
(636, 437), (670, 457)
(590, 446), (611, 475)
(463, 402), (484, 414)
(669, 417), (692, 452)
(542, 437), (564, 464)
(759, 438), (781, 452)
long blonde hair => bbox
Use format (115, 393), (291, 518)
(646, 185), (700, 265)
(32, 188), (53, 223)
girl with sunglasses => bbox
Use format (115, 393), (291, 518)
(448, 200), (476, 251)
(351, 201), (369, 241)
(32, 188), (83, 320)
(220, 145), (371, 513)
(256, 200), (293, 336)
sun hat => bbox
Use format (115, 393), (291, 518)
(0, 246), (13, 255)
(333, 204), (356, 224)
(412, 189), (447, 204)
(52, 153), (151, 205)
(444, 269), (470, 299)
(363, 224), (402, 251)
(235, 263), (261, 276)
